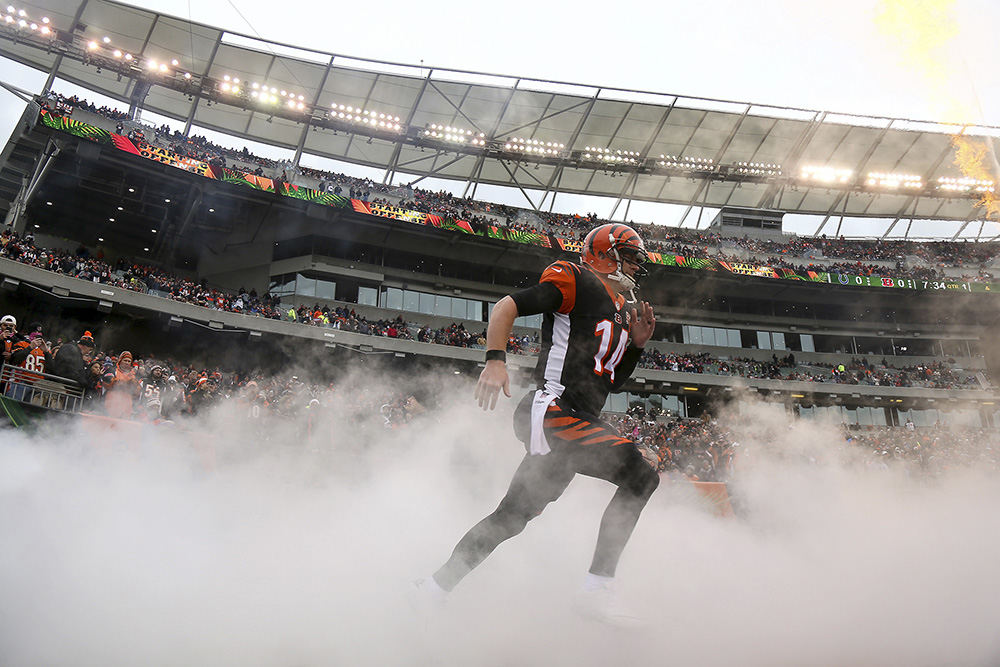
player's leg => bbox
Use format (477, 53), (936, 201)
(585, 446), (659, 577)
(432, 451), (574, 591)
(545, 416), (659, 578)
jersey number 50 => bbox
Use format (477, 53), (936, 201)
(593, 319), (628, 381)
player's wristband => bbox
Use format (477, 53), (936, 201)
(485, 349), (507, 363)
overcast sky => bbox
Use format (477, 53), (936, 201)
(2, 0), (999, 238)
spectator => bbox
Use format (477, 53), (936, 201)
(49, 330), (95, 387)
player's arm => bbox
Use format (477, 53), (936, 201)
(474, 278), (563, 411)
(474, 297), (517, 411)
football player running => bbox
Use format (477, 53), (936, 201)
(419, 223), (659, 627)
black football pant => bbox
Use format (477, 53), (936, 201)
(433, 402), (659, 591)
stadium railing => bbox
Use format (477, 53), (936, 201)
(0, 363), (86, 413)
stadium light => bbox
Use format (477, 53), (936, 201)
(734, 161), (781, 176)
(937, 175), (995, 193)
(866, 172), (922, 189)
(423, 124), (485, 146)
(504, 137), (564, 156)
(658, 154), (715, 172)
(583, 146), (641, 165)
(801, 165), (852, 184)
(329, 102), (404, 132)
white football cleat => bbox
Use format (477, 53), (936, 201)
(573, 579), (645, 629)
(407, 576), (448, 614)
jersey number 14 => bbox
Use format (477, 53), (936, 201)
(593, 319), (628, 381)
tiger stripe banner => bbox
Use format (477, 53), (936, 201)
(36, 109), (1000, 293)
(482, 225), (552, 248)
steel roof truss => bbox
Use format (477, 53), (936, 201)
(609, 104), (676, 219)
(244, 54), (278, 135)
(464, 79), (520, 198)
(582, 102), (634, 193)
(881, 136), (964, 239)
(405, 153), (471, 188)
(385, 68), (434, 185)
(293, 56), (335, 166)
(183, 32), (222, 135)
(499, 160), (538, 211)
(497, 97), (591, 142)
(426, 80), (485, 135)
(344, 72), (381, 159)
(756, 111), (825, 209)
(538, 89), (602, 207)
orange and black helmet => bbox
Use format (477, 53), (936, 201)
(581, 223), (648, 286)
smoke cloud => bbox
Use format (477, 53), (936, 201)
(1, 380), (999, 666)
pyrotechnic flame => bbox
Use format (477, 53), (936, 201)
(875, 0), (1000, 220)
(874, 0), (959, 92)
(952, 135), (1000, 219)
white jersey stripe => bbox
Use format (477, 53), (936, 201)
(543, 312), (570, 397)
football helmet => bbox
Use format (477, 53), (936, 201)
(581, 223), (648, 299)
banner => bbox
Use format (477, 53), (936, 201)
(427, 216), (475, 234)
(483, 225), (552, 248)
(138, 142), (213, 176)
(556, 238), (583, 253)
(37, 109), (1000, 294)
(353, 201), (427, 224)
(38, 109), (113, 143)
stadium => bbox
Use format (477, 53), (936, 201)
(0, 1), (999, 664)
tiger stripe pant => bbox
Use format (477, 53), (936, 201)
(434, 398), (659, 592)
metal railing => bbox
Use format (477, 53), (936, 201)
(0, 363), (86, 414)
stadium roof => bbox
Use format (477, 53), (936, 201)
(2, 0), (1000, 227)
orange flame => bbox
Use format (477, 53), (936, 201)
(874, 0), (959, 93)
(876, 0), (999, 221)
(952, 136), (1000, 219)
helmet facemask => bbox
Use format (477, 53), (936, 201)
(608, 244), (648, 303)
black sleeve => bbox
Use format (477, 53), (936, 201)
(51, 347), (86, 386)
(509, 282), (563, 317)
(611, 344), (644, 391)
(8, 344), (28, 366)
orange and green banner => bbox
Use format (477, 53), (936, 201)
(37, 108), (1000, 293)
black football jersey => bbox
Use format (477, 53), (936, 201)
(533, 261), (634, 417)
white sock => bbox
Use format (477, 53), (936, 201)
(423, 576), (448, 596)
(582, 573), (614, 592)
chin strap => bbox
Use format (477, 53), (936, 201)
(608, 247), (640, 304)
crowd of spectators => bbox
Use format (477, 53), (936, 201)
(635, 346), (988, 389)
(1, 229), (987, 388)
(1, 309), (995, 482)
(846, 423), (1000, 473)
(610, 405), (1000, 484)
(0, 230), (543, 355)
(608, 409), (738, 482)
(0, 312), (426, 430)
(46, 92), (1000, 283)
